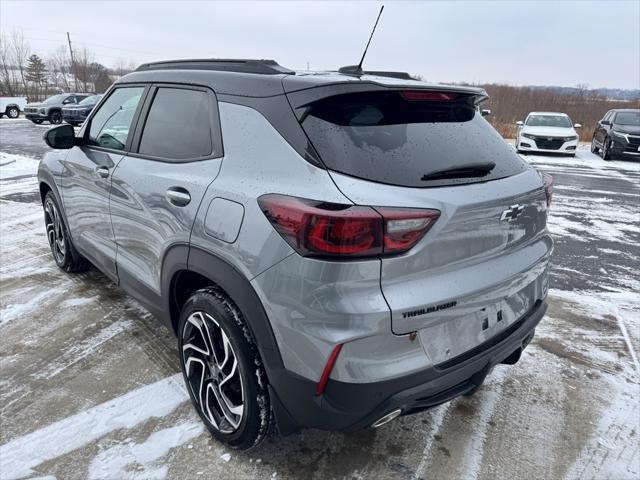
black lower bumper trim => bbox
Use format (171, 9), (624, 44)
(268, 300), (547, 434)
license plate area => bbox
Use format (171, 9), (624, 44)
(418, 282), (536, 366)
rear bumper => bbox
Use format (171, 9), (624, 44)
(25, 113), (47, 120)
(269, 299), (547, 434)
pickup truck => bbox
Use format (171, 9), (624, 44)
(0, 96), (27, 119)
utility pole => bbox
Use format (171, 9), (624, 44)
(66, 32), (79, 92)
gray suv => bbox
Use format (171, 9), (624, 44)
(24, 93), (92, 124)
(38, 59), (553, 450)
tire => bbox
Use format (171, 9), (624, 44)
(43, 192), (90, 273)
(48, 110), (62, 124)
(6, 106), (19, 119)
(601, 137), (612, 161)
(591, 137), (600, 154)
(178, 287), (271, 450)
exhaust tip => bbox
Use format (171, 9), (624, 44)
(371, 409), (402, 428)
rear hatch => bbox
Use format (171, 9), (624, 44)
(287, 81), (552, 362)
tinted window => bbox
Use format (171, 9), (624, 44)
(88, 87), (144, 151)
(300, 90), (527, 187)
(138, 88), (213, 160)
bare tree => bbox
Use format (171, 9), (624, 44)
(0, 33), (16, 96)
(47, 46), (71, 92)
(9, 29), (30, 98)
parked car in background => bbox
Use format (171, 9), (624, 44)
(38, 59), (552, 450)
(591, 109), (640, 161)
(63, 94), (103, 126)
(0, 96), (27, 119)
(515, 112), (581, 156)
(24, 93), (92, 124)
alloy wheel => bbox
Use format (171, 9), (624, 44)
(7, 107), (19, 118)
(44, 198), (66, 264)
(50, 112), (62, 124)
(182, 311), (245, 434)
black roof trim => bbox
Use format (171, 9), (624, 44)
(135, 59), (294, 75)
(363, 71), (414, 80)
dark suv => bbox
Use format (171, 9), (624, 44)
(591, 109), (640, 160)
(38, 59), (552, 450)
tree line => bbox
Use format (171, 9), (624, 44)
(0, 30), (136, 101)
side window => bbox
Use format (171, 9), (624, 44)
(62, 96), (76, 105)
(88, 87), (144, 151)
(138, 87), (214, 160)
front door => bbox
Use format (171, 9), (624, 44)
(60, 86), (146, 281)
(109, 85), (223, 307)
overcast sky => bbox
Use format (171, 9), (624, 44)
(1, 0), (639, 89)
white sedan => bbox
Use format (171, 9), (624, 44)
(515, 112), (581, 156)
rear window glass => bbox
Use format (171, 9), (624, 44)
(139, 88), (213, 160)
(300, 91), (527, 187)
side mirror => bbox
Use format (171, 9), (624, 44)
(43, 124), (77, 149)
(481, 109), (491, 117)
(574, 123), (582, 129)
(516, 121), (524, 127)
(601, 120), (611, 126)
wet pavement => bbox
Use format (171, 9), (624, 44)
(1, 118), (638, 479)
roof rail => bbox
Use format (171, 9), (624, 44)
(135, 59), (294, 75)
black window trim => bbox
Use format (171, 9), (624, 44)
(80, 83), (151, 155)
(127, 82), (224, 164)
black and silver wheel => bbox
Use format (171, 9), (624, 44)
(591, 137), (600, 154)
(43, 192), (89, 272)
(48, 110), (62, 124)
(6, 106), (19, 119)
(601, 137), (611, 160)
(179, 288), (270, 450)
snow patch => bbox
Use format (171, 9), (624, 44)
(87, 422), (204, 480)
(0, 374), (188, 479)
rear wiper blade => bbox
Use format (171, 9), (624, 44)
(421, 162), (496, 181)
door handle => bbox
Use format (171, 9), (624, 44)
(166, 187), (191, 207)
(96, 166), (110, 178)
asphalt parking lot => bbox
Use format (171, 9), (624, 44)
(1, 118), (638, 480)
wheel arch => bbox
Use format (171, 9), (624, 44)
(162, 245), (285, 373)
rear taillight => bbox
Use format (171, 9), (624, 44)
(258, 194), (440, 258)
(543, 174), (553, 208)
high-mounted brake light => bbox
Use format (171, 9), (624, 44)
(400, 90), (458, 101)
(258, 194), (440, 258)
(543, 174), (553, 208)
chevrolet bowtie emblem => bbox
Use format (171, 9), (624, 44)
(501, 204), (525, 221)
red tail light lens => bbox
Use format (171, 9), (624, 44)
(377, 207), (441, 254)
(400, 90), (458, 101)
(258, 194), (440, 258)
(543, 174), (553, 207)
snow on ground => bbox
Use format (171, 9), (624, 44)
(0, 132), (638, 479)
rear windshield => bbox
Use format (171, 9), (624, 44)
(299, 91), (527, 187)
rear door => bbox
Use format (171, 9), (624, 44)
(61, 86), (146, 281)
(109, 84), (224, 307)
(292, 86), (552, 360)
